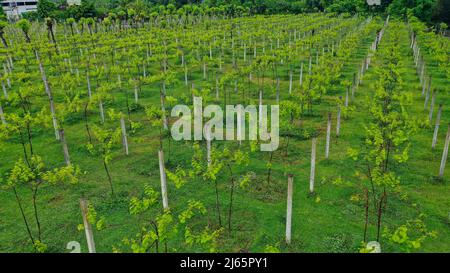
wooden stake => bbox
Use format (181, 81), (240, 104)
(276, 77), (280, 103)
(424, 76), (432, 109)
(428, 90), (436, 123)
(259, 90), (263, 128)
(310, 138), (317, 194)
(337, 98), (342, 138)
(326, 113), (331, 159)
(2, 81), (8, 99)
(421, 77), (427, 96)
(203, 62), (206, 80)
(0, 103), (6, 125)
(345, 87), (349, 107)
(286, 174), (294, 244)
(299, 62), (303, 86)
(215, 76), (219, 100)
(289, 69), (293, 94)
(308, 56), (312, 75)
(439, 125), (450, 178)
(158, 150), (169, 210)
(184, 63), (188, 86)
(99, 101), (105, 124)
(59, 129), (70, 166)
(86, 73), (92, 99)
(134, 85), (139, 104)
(160, 87), (168, 130)
(120, 117), (129, 155)
(79, 199), (96, 253)
(352, 73), (356, 97)
(432, 105), (442, 150)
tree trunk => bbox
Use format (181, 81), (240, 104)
(103, 158), (114, 196)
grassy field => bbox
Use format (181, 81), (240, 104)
(0, 14), (449, 253)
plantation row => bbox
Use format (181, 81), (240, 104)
(0, 13), (449, 253)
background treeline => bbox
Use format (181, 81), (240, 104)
(0, 0), (449, 27)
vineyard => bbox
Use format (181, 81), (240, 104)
(0, 12), (449, 253)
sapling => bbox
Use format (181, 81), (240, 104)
(280, 101), (301, 157)
(215, 146), (249, 231)
(88, 125), (122, 196)
(350, 25), (415, 242)
(190, 143), (224, 226)
(2, 155), (79, 251)
(123, 184), (222, 253)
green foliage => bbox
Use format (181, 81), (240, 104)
(388, 0), (437, 24)
(119, 184), (221, 253)
(16, 19), (31, 34)
(37, 0), (57, 19)
(166, 166), (188, 189)
(5, 155), (80, 188)
(129, 185), (159, 215)
(350, 22), (418, 243)
(88, 125), (121, 163)
(326, 0), (365, 14)
(0, 5), (6, 21)
(178, 200), (207, 224)
(0, 8), (447, 254)
(1, 155), (80, 251)
(263, 244), (280, 253)
(184, 226), (222, 253)
(383, 216), (438, 252)
(33, 240), (48, 253)
(11, 0), (447, 27)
